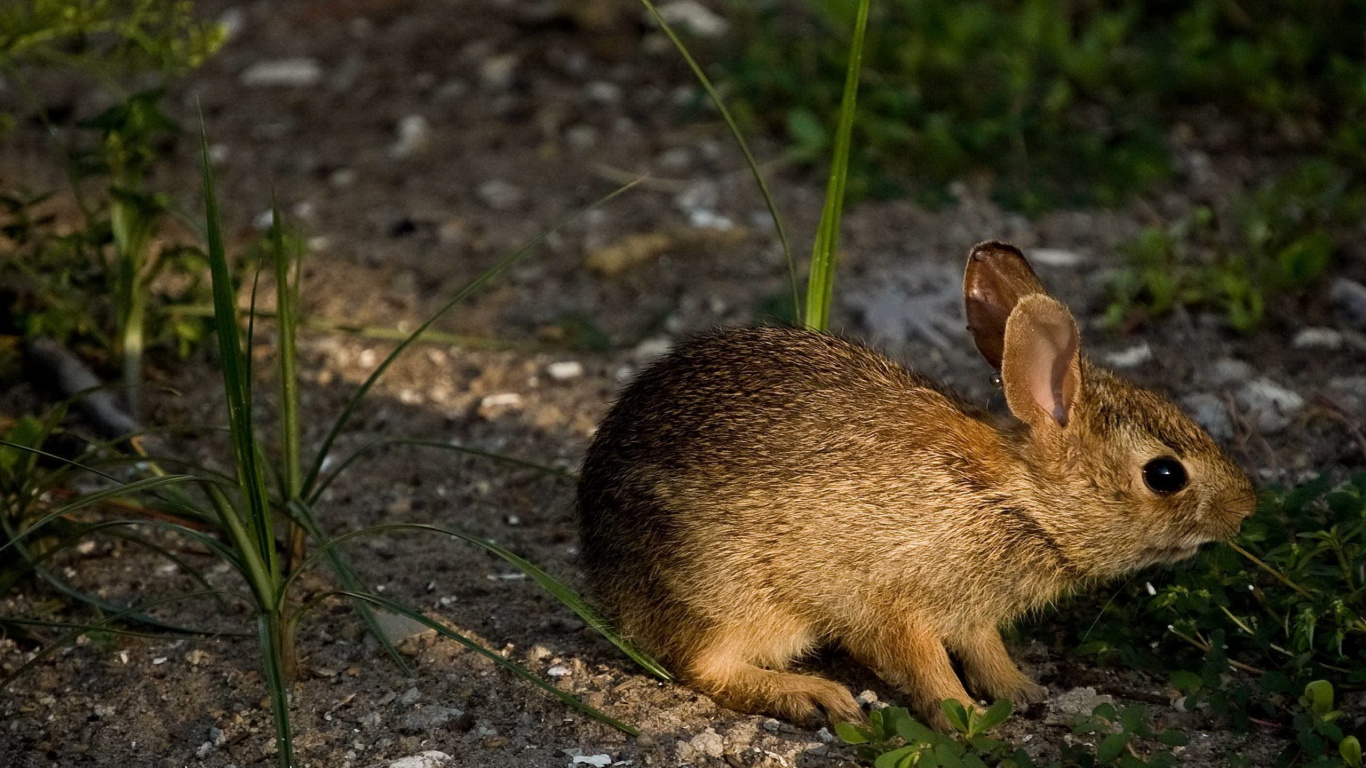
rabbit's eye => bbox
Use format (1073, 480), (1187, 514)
(1143, 457), (1188, 494)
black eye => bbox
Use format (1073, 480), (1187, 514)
(1143, 457), (1188, 494)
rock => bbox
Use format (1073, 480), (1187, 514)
(401, 706), (463, 734)
(1181, 394), (1235, 442)
(1104, 343), (1152, 368)
(1207, 358), (1255, 388)
(816, 727), (835, 743)
(565, 125), (598, 151)
(655, 1), (730, 38)
(376, 613), (435, 646)
(633, 336), (674, 364)
(1331, 278), (1366, 331)
(240, 58), (323, 87)
(548, 361), (585, 380)
(585, 232), (675, 276)
(687, 209), (734, 231)
(1046, 687), (1113, 725)
(571, 755), (612, 768)
(360, 711), (383, 729)
(1293, 327), (1343, 350)
(657, 147), (693, 173)
(476, 180), (525, 211)
(390, 115), (432, 159)
(398, 686), (422, 708)
(673, 181), (719, 214)
(480, 54), (519, 91)
(547, 665), (571, 677)
(585, 81), (622, 105)
(1236, 378), (1305, 434)
(388, 751), (453, 768)
(690, 728), (725, 759)
(480, 393), (524, 412)
(1329, 377), (1366, 414)
(1028, 248), (1085, 268)
(855, 690), (879, 706)
(844, 262), (964, 353)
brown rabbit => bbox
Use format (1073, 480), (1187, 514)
(577, 242), (1255, 728)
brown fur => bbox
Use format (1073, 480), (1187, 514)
(577, 242), (1255, 729)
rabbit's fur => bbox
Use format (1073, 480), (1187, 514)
(577, 242), (1255, 727)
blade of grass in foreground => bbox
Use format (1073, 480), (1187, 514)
(638, 0), (800, 322)
(300, 178), (644, 498)
(329, 590), (639, 735)
(282, 521), (673, 681)
(804, 0), (871, 331)
(199, 118), (278, 585)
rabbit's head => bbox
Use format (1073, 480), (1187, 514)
(965, 242), (1255, 577)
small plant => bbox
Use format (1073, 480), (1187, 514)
(1107, 161), (1359, 331)
(0, 131), (662, 766)
(0, 1), (225, 415)
(837, 699), (1024, 768)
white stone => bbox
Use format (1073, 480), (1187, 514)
(477, 180), (525, 211)
(585, 81), (623, 105)
(390, 115), (432, 159)
(1104, 343), (1152, 368)
(572, 755), (612, 767)
(240, 58), (322, 87)
(1208, 358), (1255, 388)
(655, 1), (730, 38)
(1028, 248), (1085, 267)
(690, 728), (725, 759)
(548, 360), (585, 380)
(633, 337), (674, 363)
(1181, 394), (1234, 442)
(1293, 327), (1343, 350)
(388, 751), (453, 768)
(1237, 378), (1305, 434)
(480, 54), (519, 91)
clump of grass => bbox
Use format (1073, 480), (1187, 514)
(719, 0), (1366, 211)
(0, 127), (664, 765)
(1107, 160), (1361, 331)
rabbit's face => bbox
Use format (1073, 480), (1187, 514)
(1073, 367), (1256, 571)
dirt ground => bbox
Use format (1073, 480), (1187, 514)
(2, 1), (1365, 766)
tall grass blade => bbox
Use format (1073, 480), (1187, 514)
(198, 118), (278, 586)
(284, 522), (672, 681)
(285, 499), (412, 675)
(0, 472), (198, 555)
(0, 590), (222, 692)
(259, 610), (295, 768)
(332, 590), (639, 735)
(301, 178), (643, 497)
(308, 438), (573, 506)
(804, 0), (871, 331)
(637, 0), (800, 321)
(271, 200), (302, 502)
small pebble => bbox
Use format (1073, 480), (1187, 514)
(240, 58), (322, 87)
(690, 728), (725, 759)
(1331, 278), (1366, 331)
(476, 180), (526, 211)
(1293, 327), (1343, 350)
(1028, 248), (1084, 267)
(1207, 358), (1255, 388)
(387, 751), (452, 768)
(548, 360), (585, 380)
(480, 54), (519, 91)
(1104, 343), (1152, 368)
(572, 756), (612, 768)
(1181, 394), (1235, 442)
(390, 115), (432, 159)
(655, 1), (730, 38)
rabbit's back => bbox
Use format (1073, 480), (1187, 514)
(577, 327), (996, 658)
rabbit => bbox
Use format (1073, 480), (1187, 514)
(576, 241), (1256, 729)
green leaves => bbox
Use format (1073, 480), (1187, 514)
(839, 701), (1016, 768)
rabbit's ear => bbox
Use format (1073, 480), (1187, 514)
(964, 241), (1048, 370)
(1001, 294), (1080, 429)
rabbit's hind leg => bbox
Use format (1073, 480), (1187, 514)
(684, 623), (861, 725)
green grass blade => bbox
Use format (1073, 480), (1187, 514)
(638, 0), (799, 322)
(283, 521), (672, 681)
(0, 590), (224, 692)
(270, 198), (302, 502)
(285, 499), (413, 676)
(804, 0), (871, 331)
(0, 472), (198, 555)
(307, 438), (573, 506)
(259, 610), (295, 768)
(300, 178), (643, 498)
(198, 117), (277, 581)
(330, 590), (639, 735)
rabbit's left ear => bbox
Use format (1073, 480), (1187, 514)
(1001, 294), (1081, 429)
(964, 241), (1048, 371)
